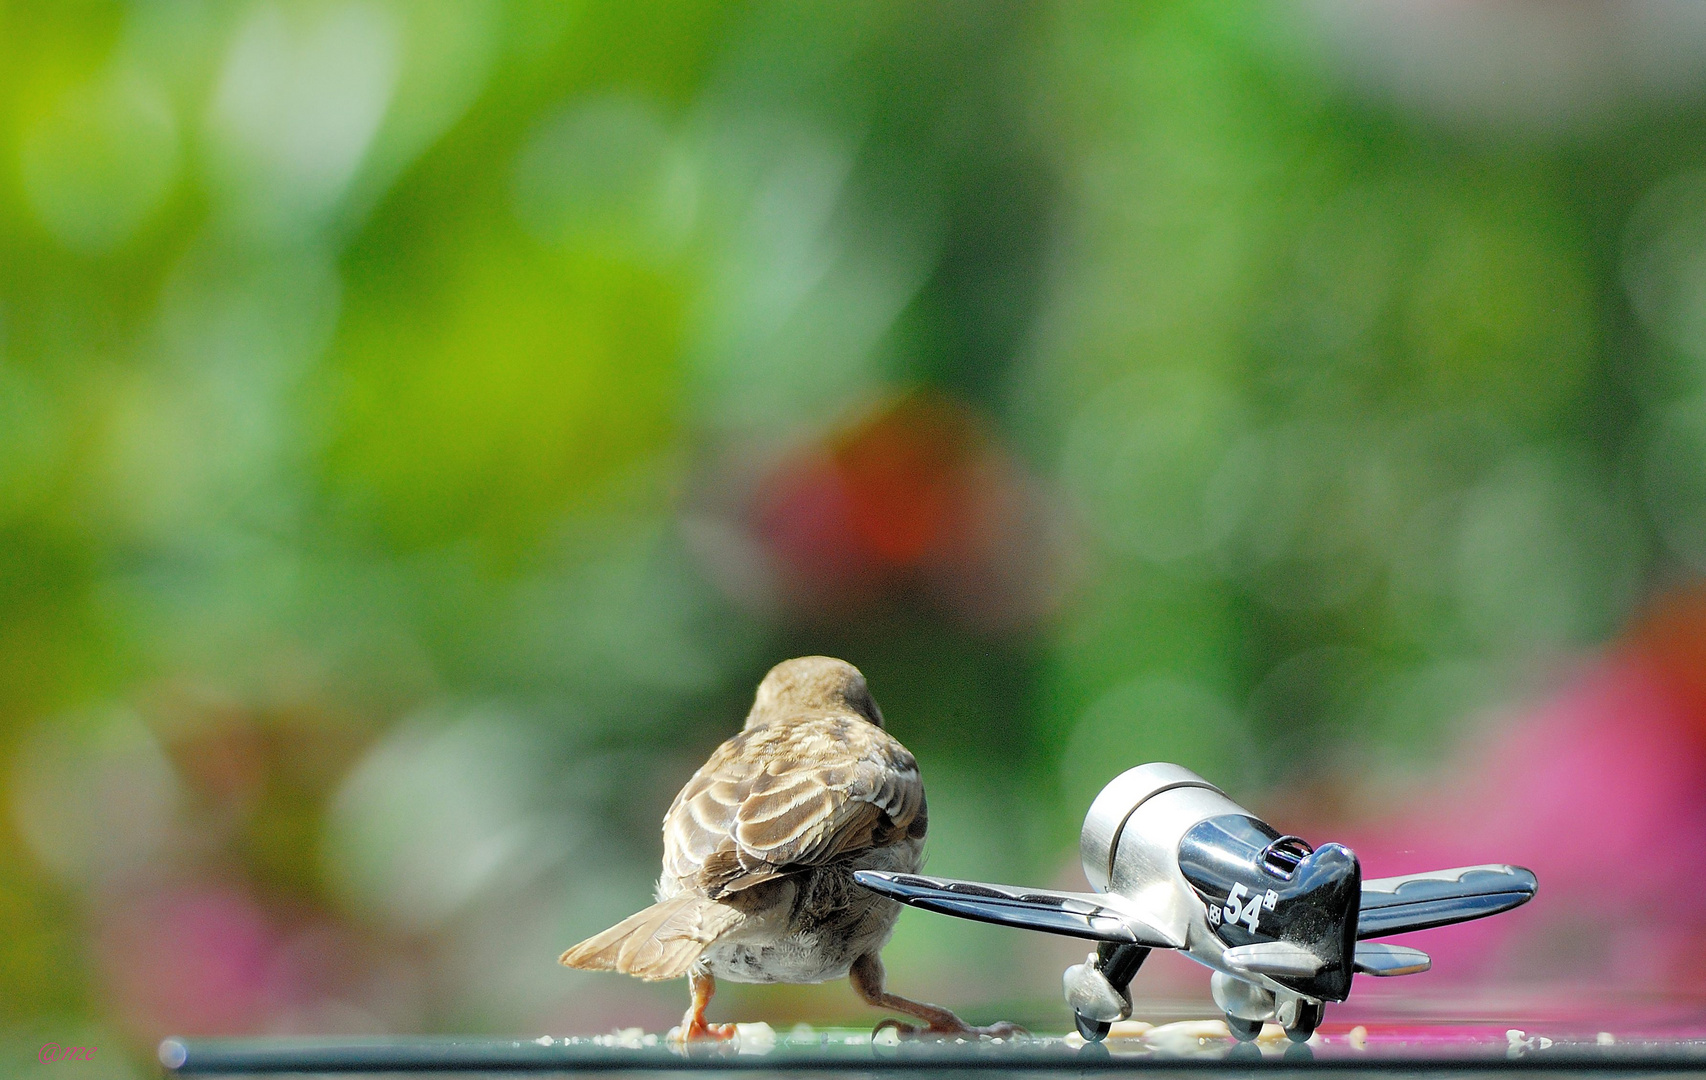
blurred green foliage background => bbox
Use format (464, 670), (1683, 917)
(8, 1), (1706, 1072)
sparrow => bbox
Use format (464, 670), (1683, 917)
(560, 655), (1018, 1040)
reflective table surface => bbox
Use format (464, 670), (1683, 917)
(159, 1014), (1706, 1075)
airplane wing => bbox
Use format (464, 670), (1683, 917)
(852, 870), (1183, 949)
(1357, 864), (1536, 940)
(1222, 940), (1432, 978)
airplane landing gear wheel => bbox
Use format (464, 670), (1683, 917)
(1284, 1001), (1323, 1043)
(1075, 1011), (1111, 1043)
(1225, 1014), (1263, 1042)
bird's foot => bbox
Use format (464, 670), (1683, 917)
(671, 1019), (738, 1043)
(873, 1017), (1028, 1041)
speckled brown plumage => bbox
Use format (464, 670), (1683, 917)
(559, 656), (1017, 1040)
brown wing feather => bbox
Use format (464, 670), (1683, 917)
(661, 712), (923, 897)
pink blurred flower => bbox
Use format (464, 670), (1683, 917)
(1332, 585), (1706, 999)
(98, 881), (293, 1037)
(93, 877), (398, 1039)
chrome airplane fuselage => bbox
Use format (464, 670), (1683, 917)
(856, 762), (1535, 1044)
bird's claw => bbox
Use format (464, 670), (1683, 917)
(873, 1017), (920, 1039)
(872, 1017), (1028, 1041)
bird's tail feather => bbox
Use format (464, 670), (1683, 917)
(559, 896), (743, 981)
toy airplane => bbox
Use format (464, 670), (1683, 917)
(855, 763), (1536, 1043)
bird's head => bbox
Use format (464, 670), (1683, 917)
(747, 656), (886, 728)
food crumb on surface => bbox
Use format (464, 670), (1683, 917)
(735, 1022), (775, 1054)
(1142, 1018), (1232, 1051)
(1106, 1019), (1153, 1040)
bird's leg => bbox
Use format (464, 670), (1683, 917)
(850, 953), (1025, 1040)
(676, 969), (737, 1041)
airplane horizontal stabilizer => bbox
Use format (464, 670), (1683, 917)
(1353, 942), (1431, 976)
(1357, 864), (1536, 939)
(1222, 940), (1324, 977)
(852, 870), (1182, 948)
